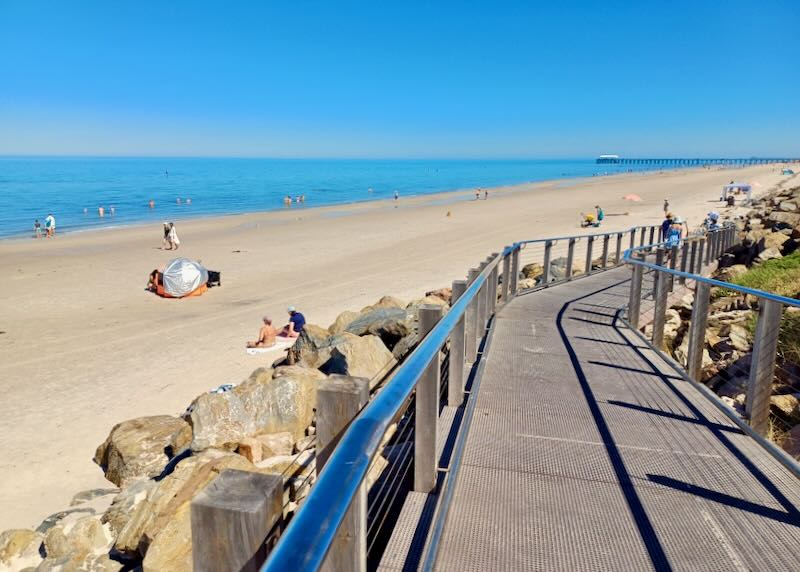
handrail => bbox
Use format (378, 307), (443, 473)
(516, 224), (658, 246)
(262, 246), (511, 571)
(622, 229), (800, 308)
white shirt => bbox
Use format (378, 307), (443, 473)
(45, 215), (55, 228)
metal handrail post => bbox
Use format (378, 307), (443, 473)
(509, 246), (520, 296)
(415, 306), (443, 492)
(628, 254), (644, 328)
(566, 238), (576, 280)
(500, 252), (511, 303)
(542, 240), (553, 284)
(746, 300), (783, 436)
(615, 233), (623, 265)
(585, 236), (594, 275)
(465, 269), (479, 362)
(448, 280), (467, 406)
(601, 234), (610, 268)
(686, 282), (710, 380)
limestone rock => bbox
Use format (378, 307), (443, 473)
(370, 295), (407, 310)
(346, 308), (415, 349)
(771, 394), (800, 420)
(189, 365), (325, 450)
(781, 424), (800, 458)
(768, 211), (800, 228)
(140, 502), (191, 572)
(391, 333), (418, 359)
(728, 324), (751, 352)
(756, 247), (783, 262)
(236, 437), (262, 463)
(286, 324), (332, 368)
(707, 310), (752, 329)
(255, 431), (294, 457)
(256, 449), (315, 479)
(662, 309), (682, 349)
(94, 416), (191, 487)
(548, 257), (583, 281)
(102, 478), (157, 541)
(520, 263), (544, 280)
(0, 529), (43, 570)
(39, 516), (114, 571)
(425, 288), (452, 304)
(406, 296), (449, 311)
(323, 335), (397, 387)
(713, 264), (748, 282)
(764, 231), (790, 251)
(328, 310), (360, 335)
(518, 278), (537, 290)
(779, 201), (798, 212)
(294, 434), (316, 453)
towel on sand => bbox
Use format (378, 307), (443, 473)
(245, 337), (296, 355)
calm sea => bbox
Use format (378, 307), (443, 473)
(0, 157), (665, 238)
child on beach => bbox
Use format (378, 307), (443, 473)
(34, 219), (42, 238)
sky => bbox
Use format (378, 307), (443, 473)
(1, 0), (798, 158)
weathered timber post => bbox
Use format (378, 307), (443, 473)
(668, 245), (678, 292)
(542, 240), (553, 284)
(628, 255), (644, 329)
(615, 233), (623, 265)
(648, 226), (656, 246)
(686, 282), (710, 381)
(696, 238), (706, 273)
(746, 300), (783, 436)
(705, 233), (713, 265)
(416, 306), (443, 492)
(652, 246), (665, 300)
(316, 375), (371, 572)
(566, 238), (576, 280)
(585, 235), (594, 275)
(449, 280), (467, 406)
(465, 268), (479, 363)
(476, 261), (488, 335)
(601, 234), (610, 268)
(652, 253), (669, 349)
(629, 229), (636, 251)
(689, 240), (698, 278)
(500, 252), (511, 303)
(679, 241), (689, 285)
(191, 469), (283, 572)
(510, 246), (520, 296)
(639, 227), (647, 247)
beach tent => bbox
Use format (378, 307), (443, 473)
(783, 169), (795, 175)
(722, 183), (752, 204)
(161, 258), (209, 298)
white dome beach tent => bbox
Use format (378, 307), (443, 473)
(161, 257), (209, 298)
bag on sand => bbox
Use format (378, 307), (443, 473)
(207, 270), (221, 287)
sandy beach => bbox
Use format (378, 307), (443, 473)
(0, 164), (788, 530)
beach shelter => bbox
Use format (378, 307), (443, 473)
(722, 183), (752, 204)
(161, 258), (209, 298)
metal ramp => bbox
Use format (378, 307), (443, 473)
(421, 267), (800, 571)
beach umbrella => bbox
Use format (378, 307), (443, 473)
(162, 258), (208, 297)
(623, 194), (642, 202)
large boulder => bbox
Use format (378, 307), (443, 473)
(713, 264), (748, 283)
(771, 394), (800, 421)
(781, 424), (800, 458)
(0, 528), (43, 570)
(345, 307), (415, 349)
(406, 296), (449, 312)
(756, 247), (783, 263)
(366, 295), (406, 311)
(188, 366), (325, 450)
(39, 516), (115, 571)
(425, 288), (452, 304)
(328, 310), (360, 335)
(520, 263), (544, 280)
(322, 335), (397, 388)
(767, 211), (800, 229)
(286, 324), (333, 368)
(548, 257), (583, 281)
(94, 416), (191, 487)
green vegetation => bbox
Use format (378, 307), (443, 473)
(730, 251), (800, 298)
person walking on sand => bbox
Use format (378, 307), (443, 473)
(167, 222), (180, 250)
(484, 189), (489, 200)
(45, 213), (55, 237)
(279, 306), (305, 338)
(594, 205), (604, 224)
(34, 219), (42, 238)
(161, 222), (171, 249)
(663, 198), (669, 214)
(475, 189), (480, 200)
(394, 190), (399, 207)
(246, 317), (277, 348)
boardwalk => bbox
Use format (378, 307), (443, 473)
(430, 266), (800, 571)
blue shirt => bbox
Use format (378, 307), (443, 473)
(290, 312), (305, 333)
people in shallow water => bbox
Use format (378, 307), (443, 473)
(246, 317), (277, 348)
(279, 306), (305, 338)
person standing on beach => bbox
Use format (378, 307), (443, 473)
(394, 190), (399, 206)
(45, 213), (55, 237)
(34, 219), (42, 238)
(475, 189), (480, 200)
(168, 222), (180, 250)
(595, 205), (604, 223)
(162, 222), (171, 249)
(484, 189), (489, 200)
(663, 199), (669, 214)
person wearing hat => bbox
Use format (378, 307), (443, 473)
(280, 306), (306, 338)
(665, 216), (685, 249)
(661, 212), (673, 242)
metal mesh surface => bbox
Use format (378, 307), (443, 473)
(433, 266), (800, 571)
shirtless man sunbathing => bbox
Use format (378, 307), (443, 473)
(246, 317), (277, 348)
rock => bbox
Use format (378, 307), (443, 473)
(255, 431), (294, 457)
(102, 478), (157, 541)
(39, 516), (114, 571)
(294, 434), (316, 453)
(756, 247), (782, 262)
(328, 310), (360, 335)
(425, 288), (452, 304)
(518, 278), (537, 290)
(520, 263), (544, 280)
(256, 450), (315, 479)
(781, 424), (800, 458)
(406, 296), (449, 311)
(0, 529), (43, 570)
(767, 211), (800, 228)
(764, 232), (790, 251)
(366, 455), (388, 489)
(391, 333), (418, 359)
(346, 307), (415, 349)
(713, 264), (748, 282)
(140, 502), (191, 572)
(70, 489), (120, 508)
(728, 324), (751, 352)
(322, 335), (397, 387)
(94, 416), (192, 487)
(236, 437), (262, 463)
(779, 201), (798, 212)
(707, 310), (752, 329)
(770, 394), (800, 421)
(286, 324), (333, 368)
(548, 257), (583, 281)
(662, 309), (682, 349)
(364, 295), (407, 311)
(189, 366), (325, 450)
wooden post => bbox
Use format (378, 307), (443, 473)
(629, 229), (636, 251)
(566, 238), (576, 280)
(542, 240), (553, 284)
(615, 233), (623, 265)
(648, 226), (656, 246)
(191, 469), (283, 572)
(746, 300), (783, 436)
(679, 241), (689, 285)
(601, 234), (610, 268)
(652, 247), (665, 300)
(628, 256), (644, 329)
(489, 254), (499, 313)
(689, 240), (698, 277)
(585, 235), (594, 275)
(696, 238), (706, 273)
(476, 261), (488, 336)
(705, 233), (713, 264)
(449, 280), (467, 406)
(415, 306), (443, 492)
(510, 247), (520, 295)
(639, 227), (647, 247)
(686, 282), (710, 381)
(500, 252), (511, 303)
(465, 268), (479, 363)
(652, 258), (669, 349)
(316, 375), (371, 572)
(668, 245), (678, 292)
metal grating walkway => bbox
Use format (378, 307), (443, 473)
(432, 267), (800, 571)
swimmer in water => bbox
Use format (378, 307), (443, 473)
(149, 199), (155, 209)
(186, 198), (191, 205)
(110, 205), (115, 216)
(98, 205), (105, 217)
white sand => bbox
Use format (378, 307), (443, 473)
(0, 164), (788, 530)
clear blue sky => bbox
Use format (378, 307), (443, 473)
(1, 0), (798, 158)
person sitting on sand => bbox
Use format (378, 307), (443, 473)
(246, 317), (277, 348)
(581, 213), (597, 228)
(279, 306), (305, 338)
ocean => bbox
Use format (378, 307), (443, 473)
(0, 157), (666, 238)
